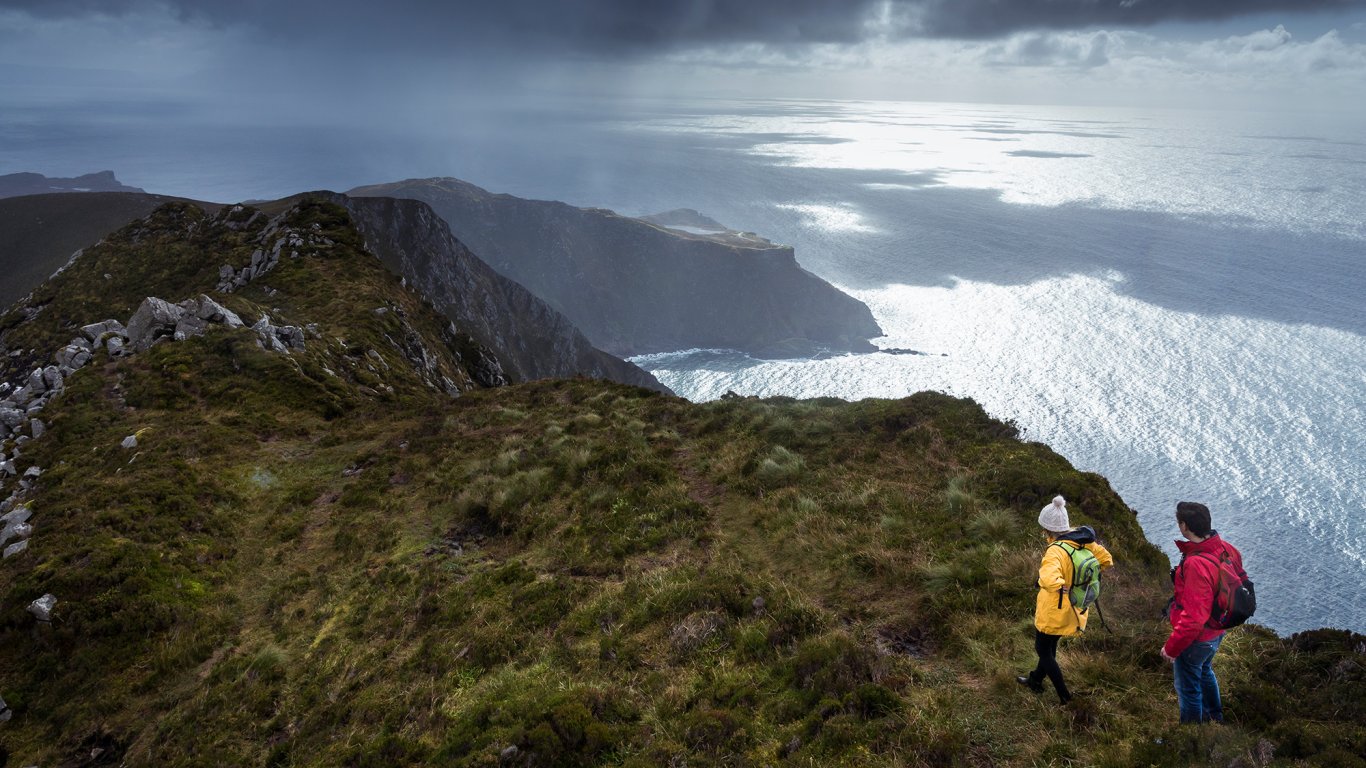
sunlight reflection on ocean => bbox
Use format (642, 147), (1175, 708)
(630, 100), (1366, 242)
(627, 101), (1366, 635)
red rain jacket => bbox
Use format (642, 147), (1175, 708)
(1163, 532), (1245, 658)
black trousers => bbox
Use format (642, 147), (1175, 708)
(1029, 630), (1072, 703)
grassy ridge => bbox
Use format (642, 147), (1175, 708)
(1, 200), (1362, 767)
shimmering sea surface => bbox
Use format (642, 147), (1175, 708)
(3, 97), (1363, 633)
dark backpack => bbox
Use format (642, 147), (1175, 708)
(1192, 551), (1256, 629)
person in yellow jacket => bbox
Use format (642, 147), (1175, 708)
(1017, 495), (1114, 703)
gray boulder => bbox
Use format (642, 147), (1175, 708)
(29, 419), (44, 439)
(0, 520), (31, 548)
(0, 460), (14, 477)
(252, 318), (289, 353)
(194, 295), (244, 327)
(25, 368), (45, 394)
(121, 434), (138, 449)
(173, 314), (209, 342)
(81, 319), (127, 343)
(276, 325), (306, 350)
(42, 365), (63, 390)
(27, 593), (56, 621)
(55, 344), (93, 370)
(127, 297), (185, 351)
(0, 407), (23, 429)
(10, 385), (32, 407)
(106, 336), (126, 357)
(0, 504), (30, 524)
(3, 539), (27, 559)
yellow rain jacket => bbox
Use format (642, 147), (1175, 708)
(1034, 526), (1114, 637)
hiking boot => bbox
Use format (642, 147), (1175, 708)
(1016, 675), (1044, 693)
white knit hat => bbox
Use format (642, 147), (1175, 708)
(1038, 495), (1070, 533)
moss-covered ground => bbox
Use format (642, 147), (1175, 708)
(0, 200), (1361, 767)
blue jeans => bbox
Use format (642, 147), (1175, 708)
(1173, 634), (1224, 724)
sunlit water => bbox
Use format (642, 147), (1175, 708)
(618, 101), (1366, 635)
(3, 97), (1363, 633)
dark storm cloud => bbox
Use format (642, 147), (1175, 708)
(3, 0), (1364, 51)
(913, 0), (1366, 39)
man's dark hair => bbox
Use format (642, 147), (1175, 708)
(1176, 501), (1212, 537)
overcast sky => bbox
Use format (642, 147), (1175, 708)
(2, 0), (1365, 124)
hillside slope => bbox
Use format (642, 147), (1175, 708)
(349, 177), (883, 358)
(0, 200), (1361, 767)
(0, 192), (204, 309)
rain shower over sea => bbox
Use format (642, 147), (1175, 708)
(5, 97), (1363, 633)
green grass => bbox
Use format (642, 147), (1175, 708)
(0, 198), (1361, 767)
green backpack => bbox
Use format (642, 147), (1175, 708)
(1053, 541), (1102, 616)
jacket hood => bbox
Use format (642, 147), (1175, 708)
(1056, 525), (1097, 546)
(1175, 531), (1223, 557)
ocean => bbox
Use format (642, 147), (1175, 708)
(2, 97), (1362, 634)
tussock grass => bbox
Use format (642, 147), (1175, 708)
(753, 444), (805, 488)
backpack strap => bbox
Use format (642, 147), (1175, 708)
(1189, 551), (1234, 628)
(1055, 541), (1111, 633)
(1189, 552), (1222, 575)
(1049, 542), (1083, 617)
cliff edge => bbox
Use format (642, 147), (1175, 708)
(349, 177), (883, 358)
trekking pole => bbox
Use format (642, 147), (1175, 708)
(1095, 599), (1114, 634)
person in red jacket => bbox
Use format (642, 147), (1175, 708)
(1160, 501), (1246, 724)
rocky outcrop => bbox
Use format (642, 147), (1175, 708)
(213, 207), (333, 293)
(0, 289), (303, 566)
(1, 499), (32, 560)
(124, 295), (255, 352)
(349, 177), (882, 358)
(325, 194), (668, 393)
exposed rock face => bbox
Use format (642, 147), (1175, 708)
(193, 296), (243, 327)
(349, 177), (883, 358)
(126, 297), (185, 352)
(82, 319), (128, 345)
(327, 194), (668, 393)
(125, 296), (258, 353)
